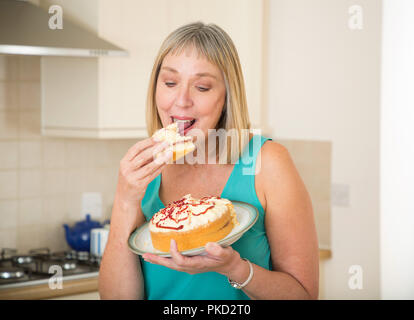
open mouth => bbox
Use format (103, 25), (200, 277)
(171, 117), (197, 134)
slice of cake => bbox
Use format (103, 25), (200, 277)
(149, 194), (238, 252)
(152, 122), (195, 162)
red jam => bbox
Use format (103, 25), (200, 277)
(151, 196), (220, 230)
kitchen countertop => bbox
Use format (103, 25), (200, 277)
(0, 273), (99, 300)
(0, 249), (331, 300)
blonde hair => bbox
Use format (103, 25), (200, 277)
(146, 22), (251, 163)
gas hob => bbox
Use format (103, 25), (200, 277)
(0, 248), (100, 289)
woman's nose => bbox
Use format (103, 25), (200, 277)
(175, 84), (193, 108)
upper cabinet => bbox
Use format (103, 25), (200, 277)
(41, 0), (264, 138)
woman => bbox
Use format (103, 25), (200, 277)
(99, 22), (319, 300)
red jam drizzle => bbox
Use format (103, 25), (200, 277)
(152, 196), (220, 230)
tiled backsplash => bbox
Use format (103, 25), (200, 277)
(0, 55), (133, 252)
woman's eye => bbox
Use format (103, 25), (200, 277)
(165, 82), (176, 87)
(197, 86), (210, 92)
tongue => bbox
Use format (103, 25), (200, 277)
(176, 122), (185, 135)
(184, 120), (194, 130)
(177, 120), (193, 135)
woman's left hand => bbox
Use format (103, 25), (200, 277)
(142, 240), (240, 276)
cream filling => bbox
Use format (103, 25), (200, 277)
(149, 194), (234, 233)
(152, 122), (193, 144)
(152, 123), (195, 161)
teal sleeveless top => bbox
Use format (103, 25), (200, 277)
(140, 135), (273, 300)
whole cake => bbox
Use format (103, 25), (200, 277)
(152, 122), (195, 162)
(149, 194), (238, 252)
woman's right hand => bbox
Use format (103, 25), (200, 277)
(101, 137), (170, 299)
(115, 137), (172, 207)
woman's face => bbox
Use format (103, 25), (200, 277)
(155, 46), (226, 138)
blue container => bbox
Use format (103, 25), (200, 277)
(63, 214), (103, 252)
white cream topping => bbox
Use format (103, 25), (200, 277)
(149, 194), (235, 233)
(152, 122), (193, 144)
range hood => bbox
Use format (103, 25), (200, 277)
(0, 0), (128, 57)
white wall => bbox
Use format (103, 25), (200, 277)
(266, 0), (381, 299)
(380, 0), (414, 300)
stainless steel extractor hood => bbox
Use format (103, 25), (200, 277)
(0, 0), (128, 57)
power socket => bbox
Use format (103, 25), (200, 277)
(81, 192), (103, 219)
(331, 183), (350, 207)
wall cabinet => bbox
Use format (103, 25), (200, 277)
(41, 0), (264, 138)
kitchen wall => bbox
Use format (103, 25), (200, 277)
(0, 55), (131, 253)
(266, 0), (381, 299)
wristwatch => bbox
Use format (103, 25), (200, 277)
(228, 258), (254, 289)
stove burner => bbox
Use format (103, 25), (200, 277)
(12, 255), (34, 265)
(0, 267), (25, 280)
(61, 261), (77, 270)
(0, 247), (100, 287)
(75, 251), (89, 261)
(52, 251), (73, 260)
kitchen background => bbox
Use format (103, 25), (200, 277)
(1, 0), (413, 300)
